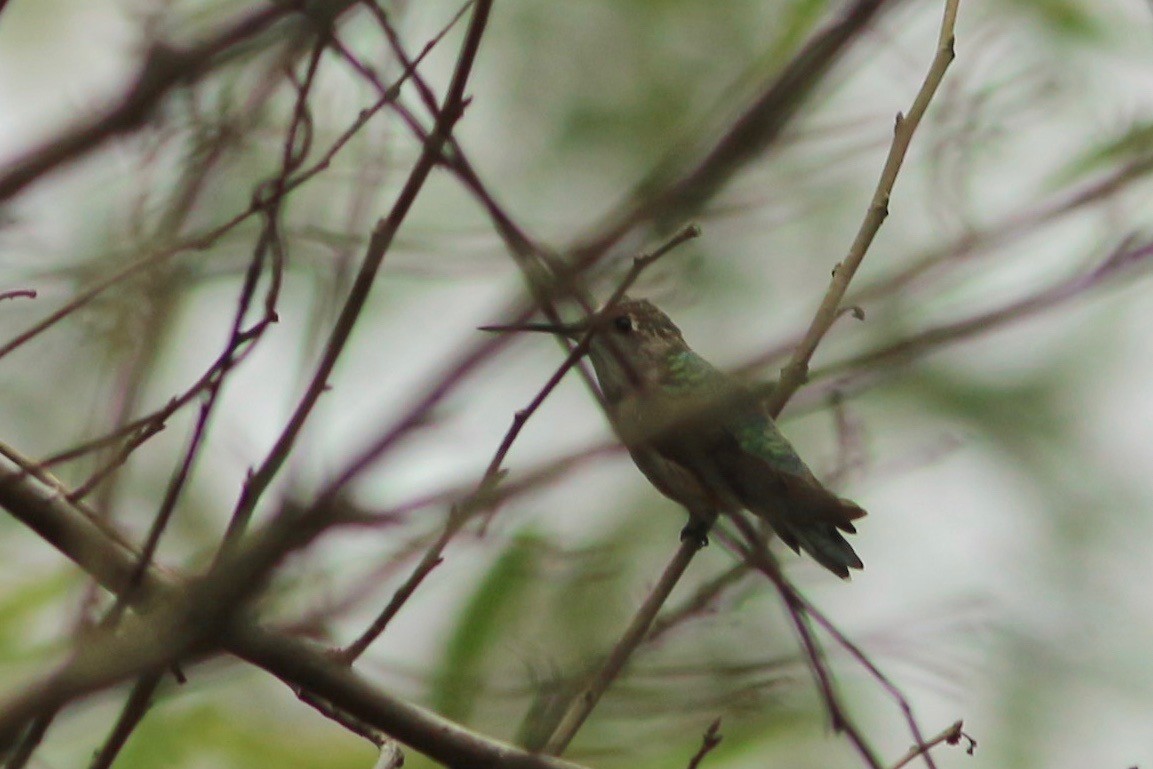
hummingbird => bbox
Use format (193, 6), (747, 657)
(483, 298), (865, 579)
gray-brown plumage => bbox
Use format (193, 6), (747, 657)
(486, 298), (865, 578)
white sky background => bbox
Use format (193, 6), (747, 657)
(1, 1), (1153, 768)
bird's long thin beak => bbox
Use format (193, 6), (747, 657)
(479, 320), (587, 339)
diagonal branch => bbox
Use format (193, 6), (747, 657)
(765, 0), (960, 418)
(541, 536), (707, 756)
(0, 452), (588, 769)
(222, 0), (494, 544)
(566, 0), (903, 269)
(0, 0), (357, 204)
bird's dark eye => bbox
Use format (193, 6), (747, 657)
(613, 314), (633, 333)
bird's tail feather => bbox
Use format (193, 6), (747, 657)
(781, 520), (864, 580)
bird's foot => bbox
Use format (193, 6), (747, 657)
(680, 518), (712, 548)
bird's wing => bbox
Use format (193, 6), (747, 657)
(714, 405), (867, 578)
(634, 351), (866, 577)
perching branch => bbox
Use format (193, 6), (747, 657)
(340, 224), (700, 663)
(541, 536), (708, 756)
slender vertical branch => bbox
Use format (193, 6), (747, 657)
(86, 672), (164, 769)
(542, 535), (708, 756)
(766, 0), (960, 417)
(222, 0), (495, 544)
(0, 1), (358, 204)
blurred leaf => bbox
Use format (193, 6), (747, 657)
(767, 0), (835, 70)
(430, 533), (540, 723)
(0, 569), (74, 658)
(902, 367), (1067, 455)
(116, 698), (372, 769)
(1045, 119), (1153, 189)
(1006, 0), (1104, 41)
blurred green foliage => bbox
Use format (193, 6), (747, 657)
(1, 0), (1152, 767)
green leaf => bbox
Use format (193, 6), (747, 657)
(1007, 0), (1103, 41)
(1045, 120), (1153, 190)
(115, 696), (373, 769)
(430, 534), (540, 723)
(0, 569), (75, 658)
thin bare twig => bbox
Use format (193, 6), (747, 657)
(87, 671), (164, 769)
(340, 225), (699, 662)
(802, 597), (943, 769)
(335, 515), (456, 663)
(221, 0), (493, 545)
(542, 535), (709, 756)
(0, 1), (356, 203)
(765, 0), (959, 418)
(685, 718), (724, 769)
(889, 720), (973, 769)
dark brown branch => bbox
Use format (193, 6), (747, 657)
(0, 1), (356, 204)
(222, 0), (494, 544)
(685, 718), (723, 769)
(0, 452), (591, 769)
(87, 671), (164, 769)
(565, 0), (903, 270)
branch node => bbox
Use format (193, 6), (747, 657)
(839, 305), (866, 322)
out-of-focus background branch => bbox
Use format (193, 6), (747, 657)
(0, 1), (1152, 768)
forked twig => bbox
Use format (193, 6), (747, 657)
(340, 225), (699, 662)
(685, 718), (723, 769)
(889, 720), (974, 769)
(537, 1), (962, 762)
(765, 0), (960, 418)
